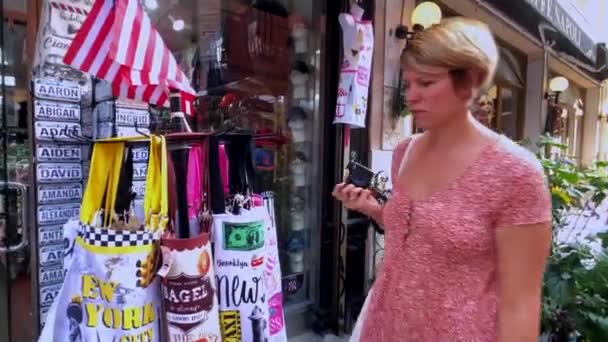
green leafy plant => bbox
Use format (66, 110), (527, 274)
(536, 134), (608, 341)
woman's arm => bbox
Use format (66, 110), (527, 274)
(495, 222), (551, 342)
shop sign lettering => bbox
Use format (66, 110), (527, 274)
(115, 107), (150, 127)
(38, 224), (64, 246)
(34, 99), (80, 122)
(524, 0), (596, 62)
(37, 203), (80, 226)
(132, 147), (149, 162)
(35, 121), (82, 142)
(37, 143), (81, 163)
(37, 183), (82, 204)
(40, 283), (62, 307)
(36, 163), (82, 183)
(39, 243), (65, 267)
(34, 78), (81, 102)
(133, 163), (148, 180)
(39, 264), (66, 286)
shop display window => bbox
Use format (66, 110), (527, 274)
(144, 0), (324, 308)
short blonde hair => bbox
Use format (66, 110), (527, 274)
(401, 17), (499, 89)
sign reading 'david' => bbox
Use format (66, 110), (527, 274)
(36, 163), (82, 183)
(33, 78), (81, 102)
(37, 183), (82, 204)
(38, 224), (65, 246)
(35, 121), (82, 142)
(37, 203), (80, 226)
(36, 143), (82, 163)
(34, 99), (80, 122)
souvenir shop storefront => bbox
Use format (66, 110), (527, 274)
(0, 0), (375, 340)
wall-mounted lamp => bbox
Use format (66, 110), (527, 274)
(395, 2), (442, 40)
(169, 15), (185, 32)
(545, 76), (569, 105)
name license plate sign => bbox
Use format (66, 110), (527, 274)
(36, 163), (82, 183)
(133, 163), (148, 180)
(33, 78), (81, 102)
(36, 144), (82, 163)
(116, 126), (150, 138)
(133, 180), (146, 198)
(35, 121), (82, 142)
(39, 283), (62, 307)
(39, 263), (66, 286)
(37, 203), (80, 226)
(37, 183), (82, 204)
(38, 224), (64, 246)
(132, 147), (149, 162)
(39, 243), (64, 267)
(115, 107), (150, 127)
(34, 100), (80, 122)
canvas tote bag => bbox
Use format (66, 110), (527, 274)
(39, 136), (167, 342)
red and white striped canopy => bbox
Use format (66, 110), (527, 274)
(64, 0), (195, 114)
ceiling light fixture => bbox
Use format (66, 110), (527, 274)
(169, 15), (185, 31)
(144, 0), (158, 11)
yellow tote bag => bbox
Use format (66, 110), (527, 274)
(39, 136), (167, 342)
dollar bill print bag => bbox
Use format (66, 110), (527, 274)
(212, 206), (273, 342)
(39, 136), (167, 342)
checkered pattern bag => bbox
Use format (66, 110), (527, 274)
(39, 137), (166, 342)
(79, 223), (157, 247)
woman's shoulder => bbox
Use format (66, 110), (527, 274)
(490, 136), (546, 181)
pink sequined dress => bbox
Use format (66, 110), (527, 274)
(360, 136), (552, 341)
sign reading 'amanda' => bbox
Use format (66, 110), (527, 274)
(37, 183), (82, 204)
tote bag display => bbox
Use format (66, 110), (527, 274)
(39, 136), (167, 342)
(159, 137), (221, 341)
(262, 192), (287, 341)
(212, 207), (272, 342)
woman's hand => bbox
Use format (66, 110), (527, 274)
(332, 183), (383, 222)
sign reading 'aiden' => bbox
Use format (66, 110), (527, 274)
(36, 144), (82, 163)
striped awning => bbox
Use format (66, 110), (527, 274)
(64, 0), (195, 114)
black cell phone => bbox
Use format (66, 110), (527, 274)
(345, 160), (376, 189)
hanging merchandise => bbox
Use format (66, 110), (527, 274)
(159, 133), (221, 342)
(262, 192), (288, 342)
(212, 207), (272, 342)
(209, 132), (272, 342)
(39, 136), (166, 341)
(63, 0), (196, 114)
(334, 3), (374, 128)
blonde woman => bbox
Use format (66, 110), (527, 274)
(334, 17), (552, 341)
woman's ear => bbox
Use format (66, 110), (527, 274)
(467, 69), (486, 96)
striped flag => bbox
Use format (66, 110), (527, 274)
(64, 0), (195, 114)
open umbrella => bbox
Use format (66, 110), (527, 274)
(63, 0), (195, 114)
